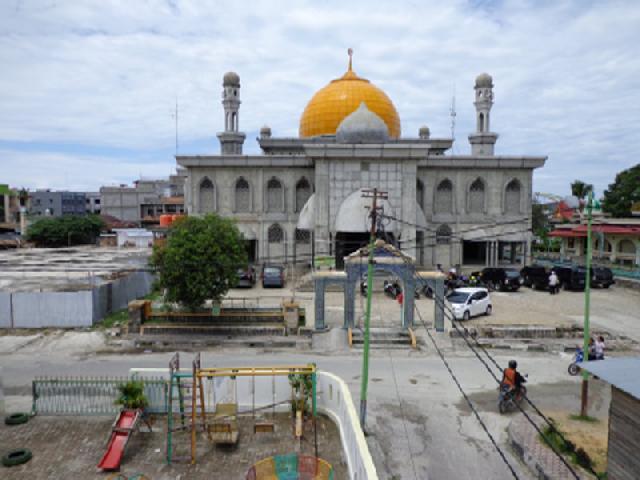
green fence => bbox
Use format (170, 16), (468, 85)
(32, 376), (167, 415)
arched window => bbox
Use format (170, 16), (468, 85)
(618, 239), (636, 254)
(435, 179), (453, 214)
(468, 178), (485, 214)
(295, 228), (311, 244)
(199, 178), (215, 212)
(436, 224), (452, 244)
(235, 177), (250, 212)
(416, 179), (425, 211)
(478, 113), (484, 132)
(267, 177), (283, 212)
(505, 179), (521, 215)
(295, 178), (312, 213)
(268, 224), (283, 244)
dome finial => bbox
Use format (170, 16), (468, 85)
(347, 48), (353, 72)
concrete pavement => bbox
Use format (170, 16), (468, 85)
(1, 335), (604, 480)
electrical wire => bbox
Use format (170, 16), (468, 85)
(413, 302), (521, 480)
(415, 276), (585, 480)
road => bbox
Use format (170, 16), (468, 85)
(1, 334), (605, 480)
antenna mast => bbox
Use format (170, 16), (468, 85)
(449, 85), (456, 155)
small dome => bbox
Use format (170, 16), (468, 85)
(223, 71), (240, 86)
(336, 102), (389, 144)
(475, 73), (493, 88)
(419, 125), (430, 139)
(260, 125), (272, 138)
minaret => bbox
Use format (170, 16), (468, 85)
(468, 73), (498, 156)
(217, 71), (246, 154)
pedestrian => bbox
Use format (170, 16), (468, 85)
(588, 337), (597, 361)
(595, 335), (605, 360)
(548, 270), (559, 295)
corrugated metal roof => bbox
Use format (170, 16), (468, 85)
(582, 357), (640, 400)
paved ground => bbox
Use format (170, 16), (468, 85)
(0, 413), (346, 480)
(228, 281), (640, 341)
(1, 336), (622, 480)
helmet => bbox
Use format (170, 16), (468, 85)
(508, 360), (517, 369)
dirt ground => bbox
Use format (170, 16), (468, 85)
(542, 410), (609, 472)
(0, 413), (347, 480)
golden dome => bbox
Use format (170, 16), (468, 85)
(299, 52), (401, 138)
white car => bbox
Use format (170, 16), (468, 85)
(446, 287), (492, 321)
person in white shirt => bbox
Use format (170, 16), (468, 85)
(594, 336), (605, 360)
(548, 271), (559, 295)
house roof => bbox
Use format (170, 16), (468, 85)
(582, 357), (640, 400)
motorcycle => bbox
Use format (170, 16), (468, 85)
(498, 381), (527, 414)
(568, 348), (584, 376)
(383, 280), (402, 299)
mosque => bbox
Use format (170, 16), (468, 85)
(177, 52), (546, 270)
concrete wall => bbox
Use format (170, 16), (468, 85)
(0, 293), (11, 328)
(0, 271), (154, 329)
(12, 291), (93, 328)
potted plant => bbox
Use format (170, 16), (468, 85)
(115, 379), (149, 411)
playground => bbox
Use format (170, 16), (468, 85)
(0, 413), (347, 479)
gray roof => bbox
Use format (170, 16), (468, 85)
(582, 357), (640, 400)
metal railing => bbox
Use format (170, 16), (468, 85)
(32, 376), (167, 415)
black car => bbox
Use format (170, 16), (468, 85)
(478, 267), (522, 291)
(590, 266), (615, 289)
(262, 265), (285, 288)
(553, 265), (586, 291)
(520, 265), (550, 290)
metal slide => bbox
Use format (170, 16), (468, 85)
(97, 409), (140, 471)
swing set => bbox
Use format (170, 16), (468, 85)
(166, 353), (318, 465)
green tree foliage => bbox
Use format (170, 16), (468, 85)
(150, 214), (247, 310)
(26, 215), (104, 247)
(115, 379), (149, 410)
(570, 180), (593, 200)
(602, 163), (640, 217)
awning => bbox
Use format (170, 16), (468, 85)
(463, 227), (530, 242)
(335, 189), (397, 233)
(236, 224), (257, 240)
(296, 194), (315, 230)
(548, 229), (586, 238)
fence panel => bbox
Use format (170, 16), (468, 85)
(32, 376), (167, 415)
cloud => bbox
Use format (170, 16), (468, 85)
(0, 0), (639, 196)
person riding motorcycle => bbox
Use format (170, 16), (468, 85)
(501, 360), (526, 400)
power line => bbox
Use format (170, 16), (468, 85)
(419, 281), (585, 479)
(413, 303), (521, 479)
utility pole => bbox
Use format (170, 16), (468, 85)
(581, 191), (594, 416)
(359, 188), (388, 430)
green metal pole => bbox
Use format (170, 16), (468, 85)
(359, 233), (375, 430)
(580, 192), (593, 417)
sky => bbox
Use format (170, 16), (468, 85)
(1, 0), (639, 197)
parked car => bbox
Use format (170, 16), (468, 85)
(520, 265), (549, 290)
(446, 287), (492, 321)
(235, 266), (256, 288)
(262, 265), (285, 288)
(553, 265), (586, 291)
(478, 267), (522, 291)
(590, 266), (615, 289)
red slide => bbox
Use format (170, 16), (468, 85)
(97, 410), (139, 471)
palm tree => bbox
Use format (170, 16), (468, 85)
(571, 180), (594, 200)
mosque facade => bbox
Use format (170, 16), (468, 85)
(177, 55), (546, 270)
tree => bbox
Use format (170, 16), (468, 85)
(570, 180), (593, 200)
(26, 215), (104, 247)
(602, 163), (640, 218)
(150, 214), (247, 310)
